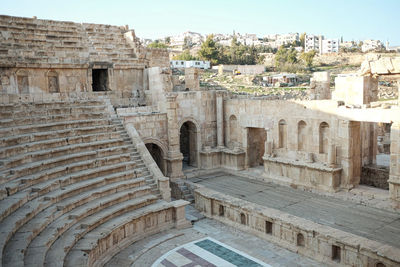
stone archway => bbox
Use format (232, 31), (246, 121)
(180, 120), (198, 168)
(144, 139), (167, 176)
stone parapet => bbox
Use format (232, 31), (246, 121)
(263, 156), (342, 192)
(195, 187), (400, 267)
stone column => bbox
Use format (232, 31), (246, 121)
(328, 144), (337, 167)
(398, 79), (400, 106)
(264, 128), (273, 157)
(389, 122), (400, 208)
(243, 127), (249, 169)
(165, 92), (184, 180)
(173, 199), (191, 229)
(216, 91), (224, 148)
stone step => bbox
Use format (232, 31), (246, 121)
(0, 112), (107, 127)
(1, 153), (144, 204)
(0, 104), (107, 119)
(2, 183), (151, 267)
(0, 172), (150, 264)
(0, 118), (112, 138)
(0, 153), (140, 209)
(1, 135), (130, 166)
(63, 200), (175, 267)
(26, 194), (157, 267)
(0, 130), (126, 159)
(1, 140), (130, 175)
(0, 100), (105, 112)
(0, 124), (120, 148)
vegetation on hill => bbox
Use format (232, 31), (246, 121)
(147, 41), (168, 49)
(172, 50), (199, 61)
(197, 35), (275, 66)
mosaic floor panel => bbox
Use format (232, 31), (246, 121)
(152, 237), (270, 267)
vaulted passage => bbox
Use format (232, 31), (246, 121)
(180, 121), (197, 168)
(92, 69), (108, 91)
(145, 143), (165, 176)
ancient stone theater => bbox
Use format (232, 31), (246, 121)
(0, 15), (400, 266)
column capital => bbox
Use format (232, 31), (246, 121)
(215, 90), (227, 98)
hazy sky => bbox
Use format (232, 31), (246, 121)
(2, 0), (399, 45)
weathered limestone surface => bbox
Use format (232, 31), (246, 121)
(309, 71), (331, 100)
(193, 174), (400, 266)
(333, 75), (378, 105)
(0, 98), (189, 267)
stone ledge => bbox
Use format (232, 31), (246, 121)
(195, 187), (400, 266)
(263, 156), (342, 173)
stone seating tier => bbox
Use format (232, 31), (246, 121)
(0, 99), (181, 267)
(0, 15), (140, 66)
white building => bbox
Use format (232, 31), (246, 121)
(305, 34), (339, 54)
(361, 40), (384, 52)
(321, 39), (340, 54)
(169, 31), (204, 48)
(170, 60), (210, 69)
(305, 34), (323, 53)
(275, 33), (299, 46)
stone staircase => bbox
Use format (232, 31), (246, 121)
(0, 98), (187, 267)
(0, 15), (140, 67)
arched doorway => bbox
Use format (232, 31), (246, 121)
(145, 143), (166, 176)
(180, 121), (198, 168)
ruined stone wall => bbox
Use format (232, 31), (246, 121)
(0, 15), (148, 98)
(147, 48), (170, 68)
(176, 91), (217, 148)
(333, 75), (378, 105)
(0, 67), (145, 96)
(122, 112), (168, 151)
(361, 165), (389, 189)
(224, 98), (360, 190)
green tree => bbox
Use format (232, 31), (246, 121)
(300, 50), (316, 68)
(164, 37), (171, 45)
(198, 35), (219, 65)
(300, 32), (306, 47)
(172, 50), (198, 61)
(275, 46), (298, 70)
(147, 40), (168, 49)
(183, 36), (192, 50)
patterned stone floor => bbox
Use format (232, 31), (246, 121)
(152, 237), (271, 267)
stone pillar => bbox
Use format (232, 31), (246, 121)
(165, 93), (184, 180)
(216, 91), (224, 148)
(309, 71), (331, 100)
(173, 199), (191, 229)
(264, 141), (272, 156)
(264, 128), (273, 157)
(243, 127), (249, 169)
(328, 144), (337, 167)
(398, 79), (400, 106)
(389, 122), (400, 208)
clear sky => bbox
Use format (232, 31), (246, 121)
(1, 0), (400, 45)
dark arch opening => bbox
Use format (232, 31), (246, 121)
(145, 143), (165, 176)
(180, 121), (198, 168)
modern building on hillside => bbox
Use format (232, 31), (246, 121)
(169, 31), (204, 48)
(170, 60), (210, 69)
(321, 39), (340, 54)
(362, 40), (384, 52)
(305, 34), (339, 54)
(305, 34), (322, 53)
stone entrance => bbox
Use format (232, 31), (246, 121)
(146, 143), (166, 176)
(247, 128), (266, 167)
(92, 69), (108, 91)
(180, 121), (198, 167)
